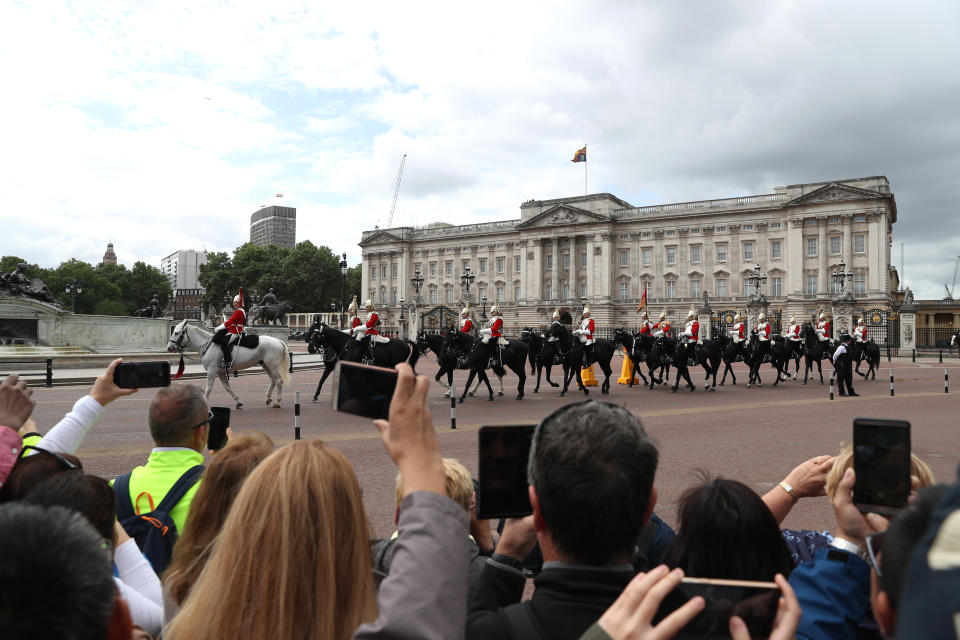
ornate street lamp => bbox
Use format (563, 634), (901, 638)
(65, 280), (82, 313)
(410, 269), (424, 302)
(481, 295), (488, 320)
(831, 261), (854, 294)
(459, 266), (475, 302)
(340, 252), (348, 327)
(747, 264), (767, 298)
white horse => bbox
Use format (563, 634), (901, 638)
(167, 320), (291, 409)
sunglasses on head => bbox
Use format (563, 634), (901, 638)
(190, 411), (214, 431)
(20, 445), (80, 471)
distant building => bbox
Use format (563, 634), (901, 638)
(250, 205), (296, 248)
(102, 243), (117, 265)
(160, 249), (208, 290)
(170, 288), (203, 321)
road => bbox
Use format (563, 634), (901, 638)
(26, 353), (960, 540)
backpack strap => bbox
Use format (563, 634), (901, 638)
(154, 465), (205, 513)
(504, 604), (547, 640)
(113, 472), (136, 521)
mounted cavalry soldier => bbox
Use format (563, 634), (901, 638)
(652, 309), (670, 338)
(572, 303), (596, 367)
(638, 308), (654, 336)
(679, 305), (700, 365)
(342, 296), (363, 334)
(459, 303), (474, 334)
(352, 298), (385, 362)
(479, 302), (507, 367)
(213, 287), (246, 369)
(815, 309), (832, 344)
(547, 307), (562, 344)
(785, 314), (802, 343)
(728, 311), (747, 359)
(853, 317), (869, 343)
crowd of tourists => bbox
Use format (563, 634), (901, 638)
(0, 359), (957, 640)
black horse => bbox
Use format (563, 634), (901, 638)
(641, 334), (675, 390)
(666, 338), (698, 393)
(549, 323), (615, 396)
(683, 337), (722, 391)
(611, 329), (651, 388)
(714, 333), (746, 386)
(849, 339), (880, 380)
(454, 332), (528, 403)
(744, 335), (794, 388)
(309, 324), (412, 401)
(801, 323), (837, 385)
(417, 330), (506, 398)
(519, 328), (562, 393)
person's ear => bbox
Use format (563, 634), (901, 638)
(196, 423), (209, 451)
(642, 485), (658, 526)
(530, 485), (546, 532)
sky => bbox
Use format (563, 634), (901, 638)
(1, 0), (958, 299)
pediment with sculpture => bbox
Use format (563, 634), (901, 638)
(516, 204), (613, 230)
(785, 183), (887, 207)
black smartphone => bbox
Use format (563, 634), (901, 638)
(476, 425), (536, 519)
(853, 418), (911, 516)
(113, 361), (171, 389)
(653, 577), (780, 638)
(331, 360), (398, 421)
(207, 407), (230, 451)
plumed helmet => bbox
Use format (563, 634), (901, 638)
(582, 303), (591, 317)
(461, 303), (470, 317)
(734, 311), (741, 321)
(687, 305), (696, 319)
(659, 309), (667, 321)
(758, 312), (766, 321)
(640, 309), (649, 320)
(490, 302), (501, 315)
(552, 306), (560, 321)
(232, 294), (241, 305)
(348, 296), (359, 315)
(818, 308), (826, 320)
(365, 298), (375, 311)
(857, 316), (864, 325)
(790, 314), (796, 323)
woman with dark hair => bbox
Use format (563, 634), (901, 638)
(0, 447), (82, 503)
(663, 476), (794, 581)
(25, 471), (164, 636)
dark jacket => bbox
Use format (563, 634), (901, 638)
(371, 533), (488, 604)
(467, 559), (635, 640)
(789, 546), (870, 640)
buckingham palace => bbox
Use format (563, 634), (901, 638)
(359, 175), (897, 332)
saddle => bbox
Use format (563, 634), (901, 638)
(237, 334), (260, 349)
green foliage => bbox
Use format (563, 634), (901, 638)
(198, 251), (237, 316)
(0, 256), (37, 274)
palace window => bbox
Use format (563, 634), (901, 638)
(620, 234), (629, 240)
(830, 278), (840, 295)
(743, 224), (754, 231)
(462, 260), (469, 272)
(665, 280), (676, 299)
(445, 261), (452, 276)
(515, 255), (521, 272)
(745, 281), (754, 297)
(691, 228), (701, 235)
(829, 216), (840, 224)
(580, 252), (587, 268)
(479, 258), (487, 274)
(445, 288), (452, 304)
(690, 245), (701, 263)
(497, 287), (504, 303)
(771, 276), (782, 297)
(806, 275), (817, 295)
(771, 240), (782, 259)
(716, 244), (727, 261)
(854, 235), (865, 253)
(620, 249), (629, 267)
(641, 231), (651, 239)
(514, 285), (520, 301)
(666, 230), (676, 237)
(546, 255), (553, 270)
(580, 283), (587, 298)
(854, 273), (866, 293)
(771, 222), (781, 230)
(619, 282), (628, 301)
(381, 265), (387, 279)
(562, 253), (570, 269)
(392, 288), (397, 304)
(690, 279), (701, 298)
(414, 262), (421, 274)
(805, 218), (817, 226)
(497, 257), (504, 273)
(392, 264), (398, 278)
(807, 238), (817, 257)
(429, 289), (437, 304)
(830, 236), (841, 255)
(716, 278), (727, 297)
(371, 266), (376, 281)
(563, 283), (570, 299)
(742, 242), (754, 261)
(716, 225), (727, 233)
(544, 283), (552, 300)
(666, 246), (676, 265)
(642, 248), (652, 265)
(853, 214), (866, 223)
(429, 262), (437, 276)
(478, 287), (486, 300)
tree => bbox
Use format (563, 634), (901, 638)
(0, 256), (36, 275)
(345, 263), (362, 306)
(128, 262), (173, 311)
(198, 252), (237, 317)
(46, 259), (121, 314)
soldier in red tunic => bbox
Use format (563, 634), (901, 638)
(459, 303), (474, 334)
(351, 298), (380, 362)
(638, 309), (653, 336)
(214, 287), (245, 369)
(573, 303), (596, 366)
(341, 296), (363, 334)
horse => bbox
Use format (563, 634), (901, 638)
(167, 320), (290, 409)
(713, 333), (746, 386)
(611, 329), (650, 388)
(416, 330), (504, 398)
(455, 331), (528, 403)
(665, 338), (698, 393)
(253, 301), (291, 326)
(744, 335), (794, 388)
(801, 323), (836, 385)
(849, 339), (880, 380)
(685, 337), (722, 391)
(519, 328), (562, 393)
(549, 323), (615, 396)
(309, 324), (412, 400)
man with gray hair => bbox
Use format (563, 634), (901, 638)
(467, 399), (659, 639)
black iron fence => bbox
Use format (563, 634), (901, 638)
(0, 358), (54, 386)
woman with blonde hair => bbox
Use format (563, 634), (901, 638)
(162, 431), (275, 622)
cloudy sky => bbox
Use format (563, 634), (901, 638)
(2, 1), (958, 299)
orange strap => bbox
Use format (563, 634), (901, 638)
(134, 491), (156, 515)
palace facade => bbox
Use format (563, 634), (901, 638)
(359, 176), (897, 331)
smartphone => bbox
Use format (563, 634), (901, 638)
(476, 425), (536, 519)
(853, 418), (911, 516)
(331, 360), (398, 420)
(113, 361), (171, 389)
(207, 407), (230, 451)
(653, 577), (780, 638)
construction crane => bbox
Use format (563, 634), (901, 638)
(945, 255), (960, 300)
(386, 154), (406, 229)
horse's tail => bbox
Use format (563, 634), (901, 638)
(280, 342), (292, 386)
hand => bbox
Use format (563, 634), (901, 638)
(496, 516), (537, 560)
(596, 566), (705, 640)
(0, 374), (35, 429)
(729, 574), (801, 640)
(90, 359), (138, 406)
(373, 363), (445, 498)
(833, 468), (886, 547)
(469, 493), (496, 553)
(783, 455), (836, 499)
(18, 417), (38, 436)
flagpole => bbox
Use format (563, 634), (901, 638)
(584, 144), (588, 195)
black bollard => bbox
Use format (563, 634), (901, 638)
(294, 391), (301, 440)
(829, 372), (834, 400)
(45, 358), (53, 387)
(890, 369), (895, 397)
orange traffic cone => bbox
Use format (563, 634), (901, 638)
(580, 364), (599, 386)
(618, 355), (639, 385)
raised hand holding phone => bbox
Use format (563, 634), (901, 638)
(729, 574), (801, 640)
(596, 566), (705, 640)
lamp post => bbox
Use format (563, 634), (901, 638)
(747, 264), (768, 298)
(410, 269), (424, 304)
(65, 280), (82, 313)
(330, 303), (337, 327)
(340, 252), (348, 328)
(399, 297), (405, 339)
(459, 266), (475, 303)
(831, 261), (854, 295)
(481, 295), (488, 320)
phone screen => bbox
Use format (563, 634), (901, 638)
(476, 425), (535, 519)
(332, 361), (398, 420)
(853, 418), (911, 516)
(653, 578), (779, 638)
(113, 361), (171, 388)
(207, 407), (230, 451)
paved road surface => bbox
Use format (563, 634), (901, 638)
(26, 356), (960, 540)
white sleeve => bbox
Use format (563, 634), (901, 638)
(115, 539), (163, 605)
(34, 395), (105, 455)
(114, 576), (163, 636)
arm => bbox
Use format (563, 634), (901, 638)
(0, 374), (34, 429)
(114, 576), (163, 637)
(762, 455), (836, 525)
(114, 536), (163, 606)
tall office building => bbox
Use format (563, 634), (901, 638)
(160, 249), (208, 290)
(250, 205), (296, 248)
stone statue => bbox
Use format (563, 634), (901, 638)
(261, 288), (278, 305)
(149, 294), (163, 318)
(0, 263), (60, 306)
(903, 287), (915, 305)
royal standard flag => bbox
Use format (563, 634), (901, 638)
(571, 146), (587, 163)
